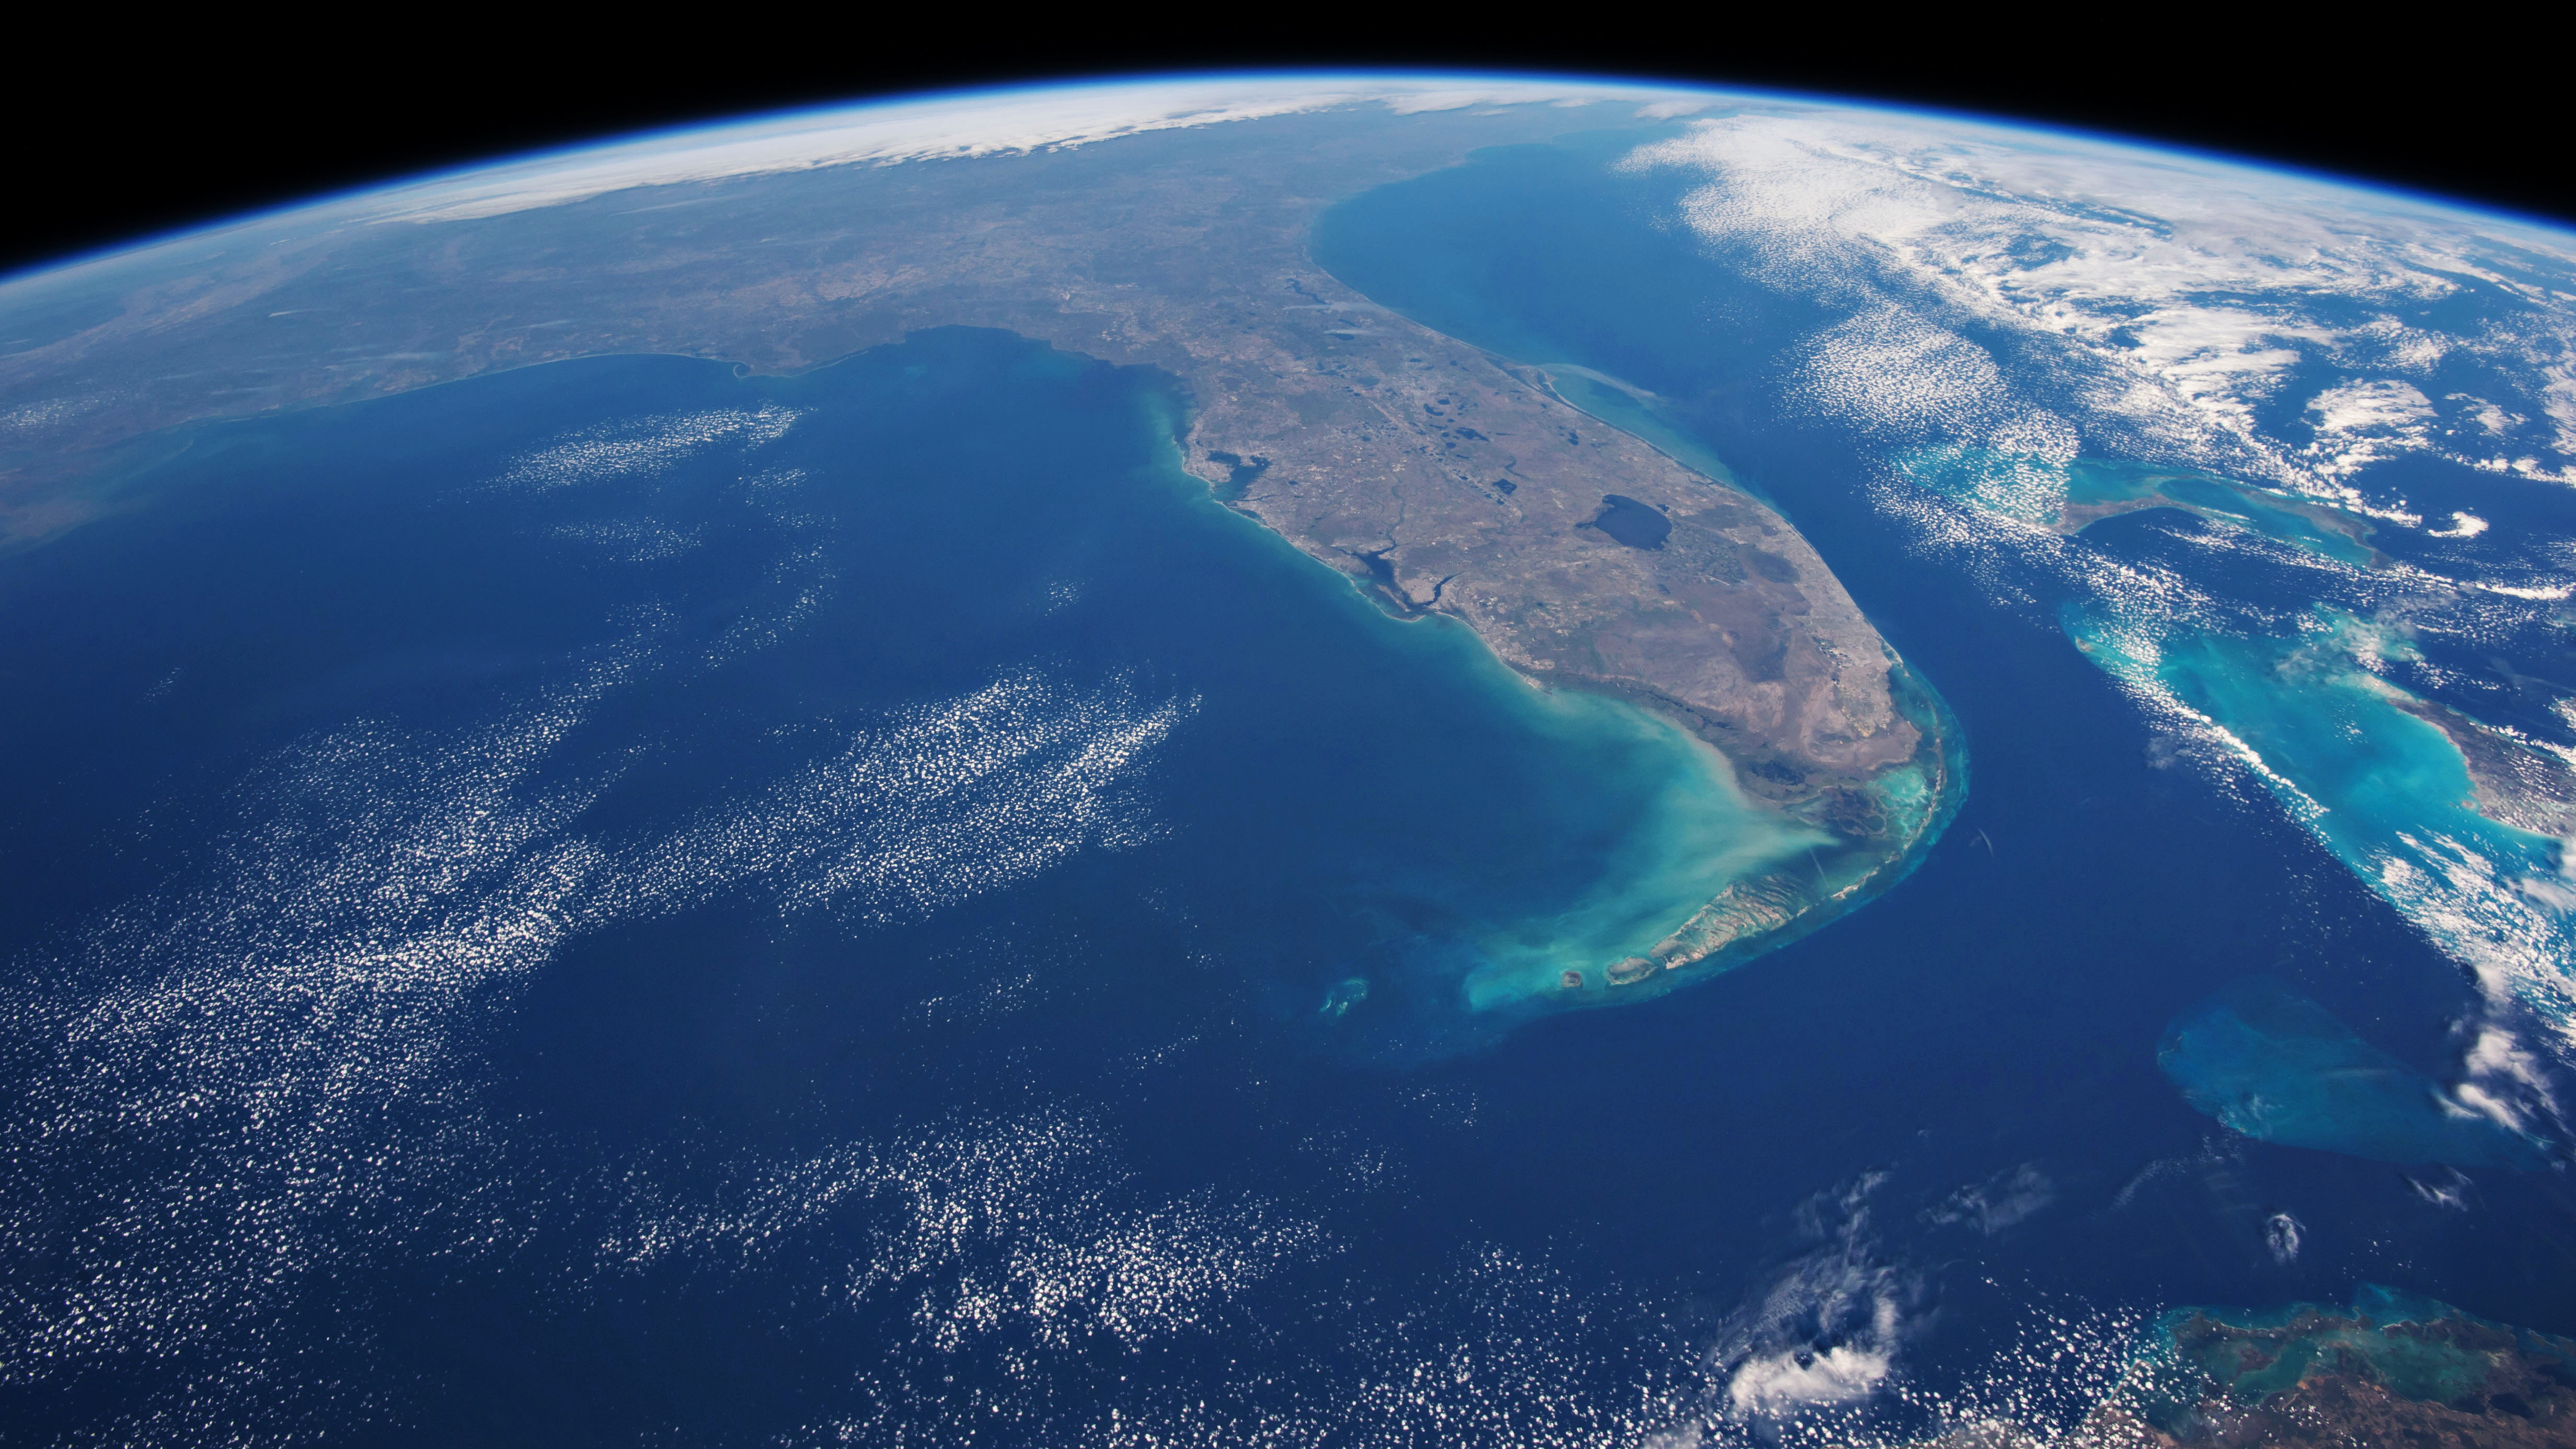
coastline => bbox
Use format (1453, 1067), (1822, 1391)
(1153, 355), (1966, 1020)
(6, 97), (1972, 1029)
(1561, 657), (1965, 1011)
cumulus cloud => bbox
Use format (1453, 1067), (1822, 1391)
(2302, 378), (2437, 480)
(494, 405), (803, 491)
(2264, 1211), (2303, 1263)
(2408, 1169), (2472, 1210)
(0, 643), (1192, 1410)
(605, 671), (1193, 924)
(1795, 306), (2019, 439)
(1926, 1164), (2056, 1235)
(1621, 110), (2576, 500)
(604, 1110), (1330, 1353)
(1711, 1174), (1919, 1420)
(2452, 1024), (2566, 1139)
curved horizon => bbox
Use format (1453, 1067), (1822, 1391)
(9, 68), (2575, 294)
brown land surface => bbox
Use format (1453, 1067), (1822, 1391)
(2386, 689), (2576, 837)
(0, 111), (1924, 803)
(1902, 1307), (2576, 1449)
(2056, 484), (2383, 568)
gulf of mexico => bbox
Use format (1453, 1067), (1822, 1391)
(0, 323), (1849, 1441)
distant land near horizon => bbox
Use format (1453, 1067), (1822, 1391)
(11, 38), (2569, 273)
(4, 74), (2574, 1448)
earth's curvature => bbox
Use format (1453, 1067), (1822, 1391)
(5, 74), (2576, 1446)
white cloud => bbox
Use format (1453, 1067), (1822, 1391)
(0, 648), (1191, 1396)
(2264, 1211), (2303, 1263)
(1728, 1340), (1897, 1413)
(1712, 1174), (1917, 1421)
(1621, 111), (2576, 499)
(365, 75), (1718, 223)
(604, 1111), (1329, 1353)
(2303, 378), (2437, 480)
(1926, 1164), (2056, 1235)
(604, 670), (1193, 924)
(493, 404), (802, 491)
(1796, 306), (2015, 438)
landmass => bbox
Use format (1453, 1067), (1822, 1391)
(0, 105), (1954, 997)
(2380, 687), (2576, 838)
(2143, 1293), (2576, 1446)
(2054, 463), (2386, 569)
(1907, 1289), (2576, 1447)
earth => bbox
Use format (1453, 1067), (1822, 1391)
(4, 75), (2575, 1446)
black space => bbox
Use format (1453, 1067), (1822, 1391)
(10, 26), (2561, 281)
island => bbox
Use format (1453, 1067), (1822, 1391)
(2066, 1289), (2576, 1447)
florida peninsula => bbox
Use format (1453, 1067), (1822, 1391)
(0, 93), (1956, 1004)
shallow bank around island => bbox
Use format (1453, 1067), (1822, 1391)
(2071, 604), (2576, 1039)
(2112, 1287), (2576, 1445)
(1898, 449), (2386, 567)
(2158, 977), (2559, 1169)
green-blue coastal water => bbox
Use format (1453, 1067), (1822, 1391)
(1304, 120), (2576, 1427)
(1444, 687), (1830, 1013)
(1899, 449), (2382, 567)
(2119, 1285), (2576, 1435)
(19, 101), (2576, 1447)
(2070, 604), (2576, 1040)
(0, 318), (1993, 1442)
(2158, 977), (2558, 1168)
(1895, 441), (2566, 1053)
(0, 325), (1860, 1074)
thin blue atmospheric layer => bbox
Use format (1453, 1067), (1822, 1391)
(0, 325), (1820, 1063)
(2157, 978), (2558, 1168)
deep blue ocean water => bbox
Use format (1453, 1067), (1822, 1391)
(4, 135), (2575, 1444)
(1306, 125), (2576, 1400)
(0, 326), (1784, 1438)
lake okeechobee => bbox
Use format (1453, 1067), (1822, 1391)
(4, 78), (2575, 1446)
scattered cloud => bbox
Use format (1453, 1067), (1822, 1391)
(1926, 1164), (2056, 1235)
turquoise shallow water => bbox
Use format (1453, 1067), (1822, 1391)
(2158, 977), (2557, 1168)
(1302, 120), (2576, 1423)
(1143, 365), (1844, 1037)
(1442, 688), (1830, 1014)
(0, 325), (1881, 1044)
(17, 108), (2576, 1446)
(2069, 604), (2576, 1036)
(0, 315), (2014, 1444)
(2131, 1283), (2576, 1431)
(2061, 464), (2380, 569)
(1896, 449), (2382, 567)
(5, 326), (1890, 1434)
